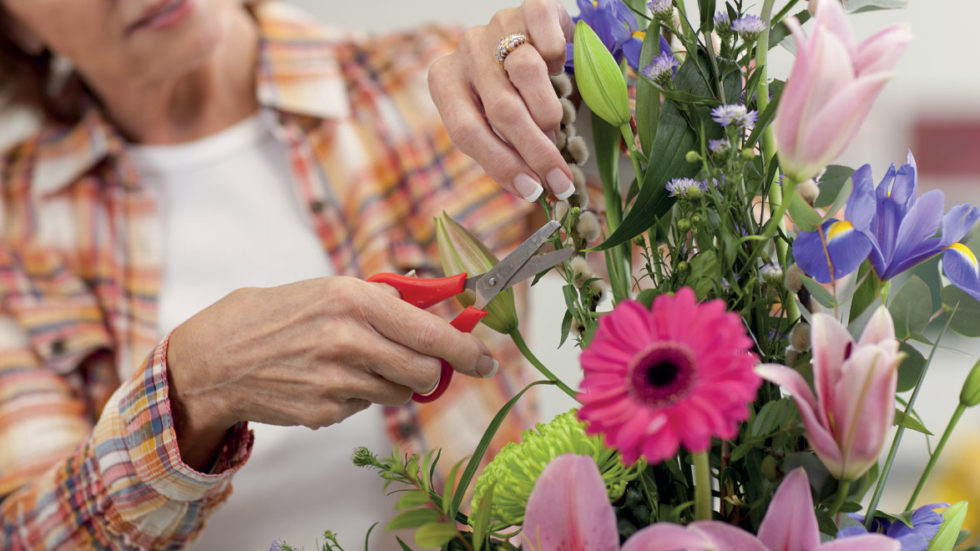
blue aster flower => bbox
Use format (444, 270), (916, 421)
(640, 51), (680, 85)
(793, 153), (980, 296)
(837, 504), (946, 551)
(566, 0), (672, 71)
(731, 15), (767, 40)
(711, 104), (757, 129)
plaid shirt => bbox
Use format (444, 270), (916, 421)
(0, 3), (533, 549)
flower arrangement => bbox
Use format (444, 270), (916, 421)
(276, 0), (980, 549)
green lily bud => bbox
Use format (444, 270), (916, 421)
(572, 20), (630, 127)
(959, 358), (980, 407)
(434, 213), (519, 334)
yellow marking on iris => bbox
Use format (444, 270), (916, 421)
(633, 30), (646, 40)
(593, 0), (598, 6)
(947, 242), (979, 271)
(827, 220), (854, 242)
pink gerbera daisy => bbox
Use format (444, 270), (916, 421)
(577, 288), (761, 464)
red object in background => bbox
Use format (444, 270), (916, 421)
(913, 118), (980, 176)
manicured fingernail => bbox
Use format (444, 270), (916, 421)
(477, 355), (499, 378)
(548, 168), (574, 199)
(515, 173), (544, 202)
(546, 128), (558, 143)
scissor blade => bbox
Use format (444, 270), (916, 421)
(470, 221), (561, 308)
(502, 248), (575, 287)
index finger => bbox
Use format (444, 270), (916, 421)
(524, 0), (574, 75)
(366, 282), (497, 379)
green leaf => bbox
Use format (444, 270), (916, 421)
(849, 264), (883, 323)
(396, 490), (431, 510)
(573, 21), (630, 126)
(894, 409), (932, 436)
(470, 483), (494, 551)
(889, 276), (933, 340)
(388, 508), (441, 530)
(750, 398), (798, 438)
(788, 192), (823, 232)
(636, 20), (663, 156)
(449, 380), (553, 518)
(815, 165), (855, 209)
(443, 458), (468, 516)
(559, 310), (573, 348)
(414, 521), (459, 547)
(801, 274), (837, 309)
(941, 285), (980, 337)
(699, 0), (717, 31)
(395, 537), (414, 551)
(745, 82), (783, 148)
(897, 342), (926, 393)
(770, 10), (810, 48)
(927, 501), (968, 551)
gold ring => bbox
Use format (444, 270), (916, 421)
(495, 33), (528, 64)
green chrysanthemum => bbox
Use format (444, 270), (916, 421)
(471, 410), (644, 528)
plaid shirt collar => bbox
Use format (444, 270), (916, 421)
(31, 2), (349, 198)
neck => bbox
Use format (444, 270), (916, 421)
(93, 8), (259, 145)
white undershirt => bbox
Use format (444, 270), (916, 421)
(128, 114), (399, 550)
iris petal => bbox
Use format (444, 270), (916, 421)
(794, 219), (873, 283)
(940, 204), (980, 247)
(943, 243), (980, 302)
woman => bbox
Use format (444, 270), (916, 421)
(0, 0), (573, 548)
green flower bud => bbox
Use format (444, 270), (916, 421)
(435, 213), (519, 334)
(677, 218), (691, 232)
(573, 20), (631, 126)
(741, 148), (757, 160)
(685, 150), (702, 163)
(960, 358), (980, 407)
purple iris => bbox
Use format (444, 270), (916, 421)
(566, 0), (671, 71)
(837, 504), (946, 551)
(794, 153), (980, 298)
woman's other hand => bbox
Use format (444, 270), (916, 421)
(429, 0), (575, 203)
(165, 277), (497, 470)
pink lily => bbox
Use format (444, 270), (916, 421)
(774, 0), (912, 182)
(523, 455), (898, 551)
(756, 307), (901, 481)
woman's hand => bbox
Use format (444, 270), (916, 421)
(429, 0), (575, 203)
(165, 277), (497, 470)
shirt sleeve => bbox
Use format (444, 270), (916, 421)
(0, 245), (253, 550)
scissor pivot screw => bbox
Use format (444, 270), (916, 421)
(488, 276), (498, 287)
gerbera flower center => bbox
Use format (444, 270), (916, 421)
(627, 342), (697, 407)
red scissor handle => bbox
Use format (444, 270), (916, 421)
(367, 273), (488, 402)
(367, 273), (467, 308)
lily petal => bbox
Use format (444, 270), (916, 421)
(523, 454), (619, 551)
(758, 469), (821, 551)
(689, 522), (770, 551)
(621, 523), (721, 551)
(833, 344), (898, 480)
(817, 534), (900, 551)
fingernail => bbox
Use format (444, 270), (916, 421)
(515, 173), (544, 202)
(545, 128), (558, 144)
(548, 168), (575, 200)
(477, 355), (499, 378)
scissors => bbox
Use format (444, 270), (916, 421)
(368, 220), (574, 403)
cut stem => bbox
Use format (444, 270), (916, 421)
(693, 451), (712, 521)
(509, 329), (579, 401)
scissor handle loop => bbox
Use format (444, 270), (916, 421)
(366, 272), (467, 309)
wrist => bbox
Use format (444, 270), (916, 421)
(165, 327), (237, 472)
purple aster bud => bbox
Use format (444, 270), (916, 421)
(709, 138), (731, 157)
(714, 12), (732, 35)
(640, 51), (680, 86)
(732, 15), (767, 41)
(710, 104), (758, 129)
(648, 0), (673, 20)
(665, 177), (708, 199)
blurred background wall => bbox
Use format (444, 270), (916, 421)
(2, 0), (978, 530)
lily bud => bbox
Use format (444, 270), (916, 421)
(573, 20), (631, 127)
(960, 358), (980, 407)
(435, 213), (519, 334)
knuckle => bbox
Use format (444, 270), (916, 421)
(485, 95), (524, 128)
(413, 320), (441, 351)
(447, 116), (482, 152)
(461, 26), (484, 53)
(539, 97), (564, 129)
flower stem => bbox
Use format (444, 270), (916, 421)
(509, 329), (579, 401)
(906, 403), (966, 510)
(865, 313), (955, 528)
(828, 479), (852, 517)
(693, 451), (712, 521)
